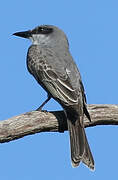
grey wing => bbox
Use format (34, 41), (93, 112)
(79, 79), (91, 121)
(27, 46), (89, 110)
(39, 62), (79, 106)
(27, 46), (80, 106)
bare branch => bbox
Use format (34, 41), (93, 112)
(0, 104), (118, 143)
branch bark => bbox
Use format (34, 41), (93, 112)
(0, 104), (118, 143)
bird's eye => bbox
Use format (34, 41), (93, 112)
(32, 26), (53, 35)
(40, 28), (44, 32)
(39, 27), (53, 34)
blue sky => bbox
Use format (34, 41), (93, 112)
(0, 0), (118, 179)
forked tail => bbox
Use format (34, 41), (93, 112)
(67, 119), (94, 170)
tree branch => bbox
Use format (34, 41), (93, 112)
(0, 104), (118, 143)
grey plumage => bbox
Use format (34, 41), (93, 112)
(13, 25), (94, 170)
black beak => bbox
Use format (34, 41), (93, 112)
(13, 30), (31, 38)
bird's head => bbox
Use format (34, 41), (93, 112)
(13, 25), (69, 49)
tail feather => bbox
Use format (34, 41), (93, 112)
(67, 119), (94, 170)
(82, 131), (95, 170)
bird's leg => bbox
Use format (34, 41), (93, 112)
(36, 96), (51, 111)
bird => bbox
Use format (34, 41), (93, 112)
(13, 25), (94, 170)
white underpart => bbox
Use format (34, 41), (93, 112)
(29, 34), (50, 45)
